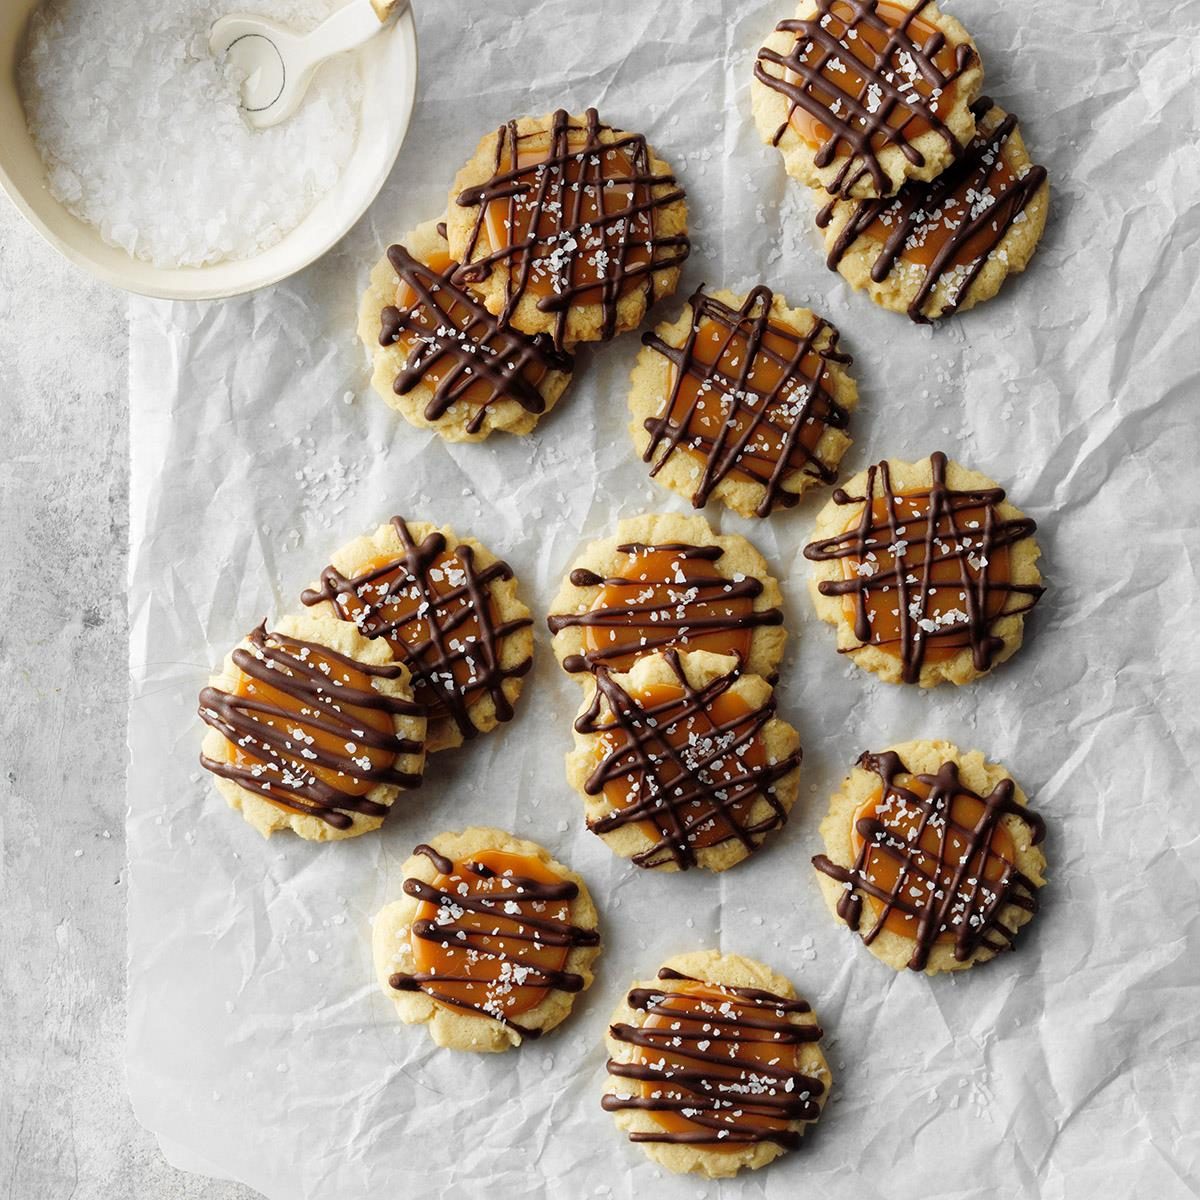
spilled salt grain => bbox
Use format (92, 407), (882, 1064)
(18, 0), (362, 268)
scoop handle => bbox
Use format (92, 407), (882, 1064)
(296, 0), (407, 71)
(370, 0), (409, 21)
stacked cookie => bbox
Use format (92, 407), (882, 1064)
(198, 516), (534, 840)
(359, 108), (690, 441)
(548, 513), (801, 873)
(752, 0), (1050, 322)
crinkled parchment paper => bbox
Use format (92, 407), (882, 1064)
(126, 1), (1200, 1196)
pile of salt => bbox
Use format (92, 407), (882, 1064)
(18, 0), (364, 268)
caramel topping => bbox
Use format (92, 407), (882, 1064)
(851, 775), (1016, 938)
(755, 0), (975, 197)
(388, 844), (599, 1037)
(380, 236), (571, 436)
(576, 650), (798, 870)
(814, 751), (1045, 970)
(804, 452), (1043, 682)
(482, 139), (650, 306)
(836, 490), (1012, 665)
(786, 2), (958, 147)
(641, 286), (852, 516)
(456, 108), (689, 348)
(817, 99), (1049, 322)
(301, 518), (533, 740)
(547, 542), (782, 677)
(603, 968), (824, 1149)
(198, 623), (423, 829)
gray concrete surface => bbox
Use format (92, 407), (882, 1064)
(0, 205), (258, 1200)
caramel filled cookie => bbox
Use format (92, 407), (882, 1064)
(753, 0), (983, 199)
(358, 217), (574, 440)
(446, 108), (689, 349)
(565, 650), (801, 872)
(628, 286), (857, 518)
(373, 827), (601, 1052)
(546, 512), (787, 684)
(603, 950), (831, 1177)
(804, 451), (1044, 686)
(813, 740), (1047, 973)
(302, 517), (533, 752)
(817, 99), (1049, 322)
(198, 612), (426, 841)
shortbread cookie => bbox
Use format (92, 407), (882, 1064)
(629, 286), (857, 517)
(804, 451), (1044, 686)
(546, 512), (787, 684)
(566, 650), (801, 871)
(753, 0), (982, 199)
(301, 517), (533, 752)
(603, 950), (831, 1177)
(812, 740), (1047, 973)
(817, 99), (1049, 322)
(198, 613), (425, 840)
(373, 827), (601, 1052)
(358, 217), (574, 440)
(447, 108), (689, 349)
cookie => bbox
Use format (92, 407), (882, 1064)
(372, 827), (601, 1052)
(565, 650), (801, 872)
(602, 950), (831, 1177)
(198, 613), (425, 841)
(753, 0), (983, 199)
(812, 740), (1047, 973)
(358, 217), (574, 440)
(446, 108), (689, 349)
(817, 99), (1050, 322)
(628, 286), (857, 517)
(804, 451), (1044, 686)
(301, 517), (533, 752)
(546, 512), (787, 684)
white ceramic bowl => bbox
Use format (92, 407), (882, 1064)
(0, 1), (418, 300)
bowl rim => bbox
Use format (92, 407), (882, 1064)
(0, 5), (419, 302)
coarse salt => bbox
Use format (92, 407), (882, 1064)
(18, 0), (363, 267)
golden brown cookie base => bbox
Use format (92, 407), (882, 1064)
(817, 105), (1050, 320)
(565, 650), (801, 872)
(751, 0), (983, 199)
(446, 113), (689, 348)
(305, 519), (533, 751)
(201, 611), (425, 841)
(814, 739), (1048, 974)
(358, 217), (572, 441)
(603, 950), (831, 1177)
(372, 827), (600, 1051)
(547, 511), (788, 684)
(628, 288), (858, 518)
(805, 456), (1042, 687)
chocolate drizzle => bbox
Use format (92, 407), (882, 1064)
(388, 844), (600, 1038)
(641, 286), (852, 516)
(813, 751), (1045, 970)
(803, 451), (1044, 682)
(603, 967), (825, 1147)
(198, 623), (423, 830)
(576, 649), (798, 869)
(379, 242), (572, 434)
(455, 108), (689, 349)
(817, 98), (1049, 322)
(755, 0), (975, 197)
(547, 541), (784, 676)
(301, 518), (532, 740)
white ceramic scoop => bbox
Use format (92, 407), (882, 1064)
(209, 0), (408, 128)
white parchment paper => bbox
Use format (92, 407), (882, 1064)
(127, 2), (1200, 1196)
